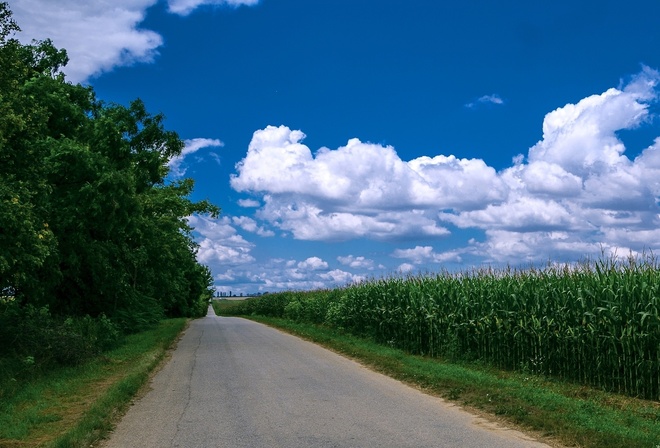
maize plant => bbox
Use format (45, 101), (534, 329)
(225, 255), (660, 400)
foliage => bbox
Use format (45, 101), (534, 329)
(0, 1), (217, 336)
(223, 255), (660, 401)
(0, 300), (121, 395)
(0, 1), (215, 396)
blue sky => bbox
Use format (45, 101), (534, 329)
(9, 0), (660, 294)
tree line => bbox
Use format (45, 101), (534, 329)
(0, 2), (218, 375)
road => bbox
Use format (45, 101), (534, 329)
(101, 305), (553, 448)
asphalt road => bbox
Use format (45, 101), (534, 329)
(101, 305), (552, 448)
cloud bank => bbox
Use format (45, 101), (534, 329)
(9, 0), (260, 83)
(190, 215), (363, 293)
(230, 126), (501, 241)
(230, 67), (660, 267)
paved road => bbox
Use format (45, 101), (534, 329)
(102, 306), (552, 448)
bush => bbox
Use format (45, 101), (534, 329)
(0, 302), (121, 373)
(113, 293), (164, 334)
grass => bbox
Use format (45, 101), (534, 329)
(0, 318), (187, 448)
(215, 302), (660, 448)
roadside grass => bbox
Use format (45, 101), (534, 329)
(221, 309), (659, 448)
(0, 318), (187, 448)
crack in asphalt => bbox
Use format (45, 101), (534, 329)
(170, 323), (204, 447)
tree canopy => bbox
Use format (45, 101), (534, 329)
(0, 2), (218, 328)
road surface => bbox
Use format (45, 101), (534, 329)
(102, 305), (553, 447)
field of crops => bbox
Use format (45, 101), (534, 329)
(223, 256), (660, 400)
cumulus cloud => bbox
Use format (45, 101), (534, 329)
(168, 138), (224, 178)
(392, 246), (436, 264)
(10, 0), (162, 83)
(440, 67), (660, 263)
(257, 197), (450, 241)
(439, 197), (585, 232)
(229, 67), (660, 270)
(230, 125), (508, 241)
(297, 257), (329, 271)
(397, 263), (415, 273)
(211, 258), (364, 295)
(337, 255), (380, 270)
(188, 214), (369, 294)
(392, 246), (464, 264)
(167, 0), (260, 16)
(319, 269), (365, 285)
(231, 216), (274, 237)
(188, 215), (255, 266)
(526, 85), (649, 176)
(9, 0), (260, 83)
(232, 127), (506, 212)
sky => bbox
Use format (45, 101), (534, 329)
(8, 0), (660, 294)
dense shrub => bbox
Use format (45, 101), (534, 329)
(0, 301), (121, 387)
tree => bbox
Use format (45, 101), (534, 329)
(0, 3), (60, 298)
(0, 2), (219, 326)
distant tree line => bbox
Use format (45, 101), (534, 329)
(0, 2), (218, 378)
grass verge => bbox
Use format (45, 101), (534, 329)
(0, 318), (187, 448)
(236, 314), (659, 448)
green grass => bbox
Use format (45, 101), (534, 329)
(0, 318), (187, 448)
(221, 309), (660, 448)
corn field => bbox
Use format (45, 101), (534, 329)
(225, 256), (660, 400)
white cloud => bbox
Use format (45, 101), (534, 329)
(10, 0), (162, 83)
(600, 227), (660, 249)
(196, 237), (254, 265)
(188, 215), (255, 266)
(407, 154), (507, 209)
(520, 161), (583, 197)
(391, 246), (464, 264)
(227, 67), (660, 271)
(231, 216), (274, 237)
(465, 94), (505, 108)
(210, 257), (363, 294)
(440, 197), (584, 232)
(397, 263), (415, 273)
(527, 70), (657, 176)
(297, 257), (329, 271)
(230, 125), (509, 241)
(319, 269), (365, 285)
(238, 199), (261, 208)
(471, 230), (618, 264)
(392, 246), (435, 264)
(439, 67), (660, 264)
(232, 127), (506, 212)
(9, 0), (260, 83)
(257, 197), (450, 241)
(167, 0), (259, 16)
(168, 138), (223, 178)
(188, 216), (367, 293)
(337, 255), (377, 270)
(209, 152), (222, 166)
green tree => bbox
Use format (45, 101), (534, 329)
(0, 4), (61, 298)
(0, 2), (218, 326)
